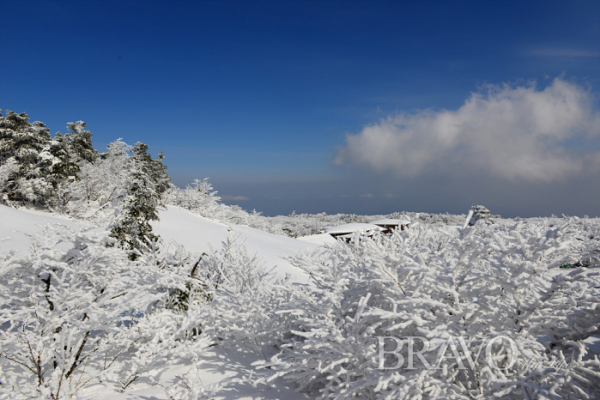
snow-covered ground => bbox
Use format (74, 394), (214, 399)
(90, 347), (312, 400)
(151, 205), (319, 284)
(0, 205), (319, 284)
(0, 205), (94, 254)
(297, 233), (339, 245)
(2, 204), (599, 399)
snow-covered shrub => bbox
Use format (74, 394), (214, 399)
(0, 226), (135, 397)
(0, 226), (202, 399)
(183, 235), (292, 359)
(257, 220), (600, 399)
(165, 178), (221, 215)
(63, 139), (134, 222)
(570, 217), (600, 269)
(165, 178), (243, 226)
(411, 212), (467, 227)
(127, 235), (293, 398)
(114, 241), (213, 392)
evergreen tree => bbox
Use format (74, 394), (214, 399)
(0, 110), (54, 205)
(131, 142), (170, 199)
(46, 121), (99, 211)
(0, 111), (98, 209)
(40, 135), (75, 209)
(110, 142), (168, 259)
(63, 120), (99, 164)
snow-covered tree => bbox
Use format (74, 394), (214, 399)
(62, 121), (99, 164)
(130, 142), (170, 199)
(108, 142), (169, 258)
(79, 139), (132, 209)
(0, 110), (55, 206)
(0, 111), (101, 210)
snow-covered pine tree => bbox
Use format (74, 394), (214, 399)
(63, 121), (99, 164)
(0, 111), (97, 210)
(110, 173), (159, 259)
(0, 110), (57, 206)
(38, 133), (81, 212)
(125, 142), (170, 202)
(149, 152), (170, 199)
(109, 142), (168, 259)
(49, 122), (99, 211)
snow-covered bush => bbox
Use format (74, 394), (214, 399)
(0, 226), (139, 398)
(165, 178), (221, 216)
(182, 235), (292, 358)
(114, 241), (213, 392)
(0, 226), (207, 399)
(256, 219), (600, 399)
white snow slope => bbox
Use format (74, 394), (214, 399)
(0, 205), (318, 283)
(151, 205), (318, 284)
(0, 205), (94, 254)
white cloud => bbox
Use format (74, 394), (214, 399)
(360, 193), (374, 198)
(335, 78), (600, 181)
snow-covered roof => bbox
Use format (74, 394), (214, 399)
(323, 223), (384, 235)
(370, 218), (411, 226)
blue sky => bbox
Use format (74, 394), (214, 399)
(1, 0), (599, 217)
